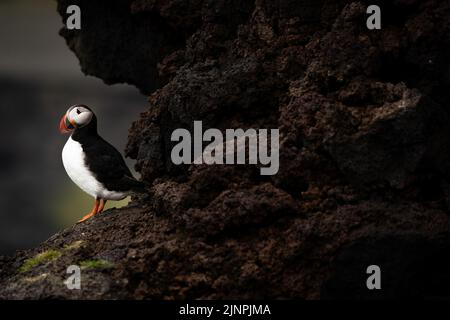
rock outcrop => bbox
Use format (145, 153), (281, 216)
(1, 0), (450, 299)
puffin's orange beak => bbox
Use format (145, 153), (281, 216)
(59, 114), (74, 134)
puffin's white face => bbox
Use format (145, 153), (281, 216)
(59, 105), (94, 134)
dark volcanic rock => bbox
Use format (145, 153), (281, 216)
(1, 0), (450, 299)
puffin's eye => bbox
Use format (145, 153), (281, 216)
(76, 109), (81, 115)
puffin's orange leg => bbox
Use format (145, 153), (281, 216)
(78, 199), (100, 223)
(98, 199), (107, 213)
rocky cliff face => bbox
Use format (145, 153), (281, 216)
(1, 0), (450, 299)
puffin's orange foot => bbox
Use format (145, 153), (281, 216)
(77, 213), (95, 223)
(98, 199), (107, 213)
(77, 199), (101, 223)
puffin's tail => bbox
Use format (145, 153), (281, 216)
(123, 175), (147, 194)
(132, 181), (147, 194)
(128, 179), (151, 202)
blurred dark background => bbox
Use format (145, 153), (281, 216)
(0, 0), (146, 255)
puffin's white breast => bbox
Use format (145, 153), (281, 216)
(62, 137), (127, 200)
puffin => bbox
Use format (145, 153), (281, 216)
(59, 105), (144, 222)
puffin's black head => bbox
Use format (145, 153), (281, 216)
(59, 105), (96, 134)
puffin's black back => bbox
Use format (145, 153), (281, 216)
(72, 113), (144, 193)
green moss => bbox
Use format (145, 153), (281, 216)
(19, 250), (62, 273)
(64, 240), (84, 251)
(23, 273), (49, 283)
(79, 259), (114, 270)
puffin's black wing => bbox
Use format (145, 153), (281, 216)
(81, 136), (144, 193)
